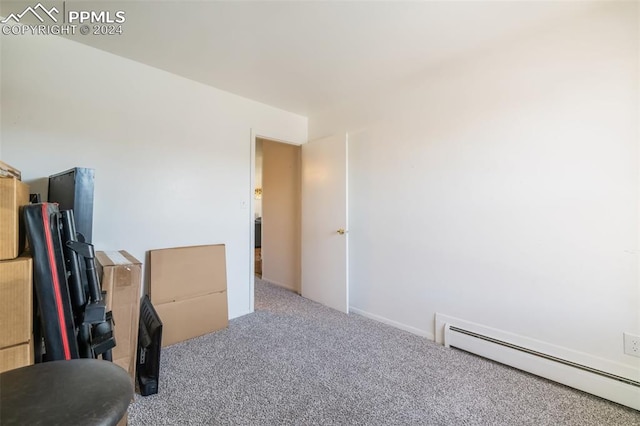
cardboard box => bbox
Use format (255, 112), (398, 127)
(113, 356), (131, 375)
(0, 255), (32, 347)
(155, 291), (228, 347)
(96, 250), (142, 391)
(150, 244), (226, 305)
(116, 412), (128, 426)
(150, 244), (228, 346)
(0, 341), (32, 373)
(0, 177), (29, 260)
(0, 160), (21, 180)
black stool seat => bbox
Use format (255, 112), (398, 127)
(0, 359), (132, 426)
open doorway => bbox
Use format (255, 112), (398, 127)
(254, 139), (264, 278)
(252, 136), (301, 294)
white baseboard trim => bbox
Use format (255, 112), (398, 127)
(229, 309), (252, 320)
(350, 307), (434, 340)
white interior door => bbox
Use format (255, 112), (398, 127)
(301, 134), (348, 313)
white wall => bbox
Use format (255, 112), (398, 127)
(1, 33), (307, 319)
(312, 3), (639, 373)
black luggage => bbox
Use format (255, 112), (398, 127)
(24, 203), (115, 362)
(24, 203), (78, 361)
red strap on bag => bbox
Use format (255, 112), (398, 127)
(42, 204), (71, 360)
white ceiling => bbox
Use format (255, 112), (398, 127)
(5, 1), (603, 116)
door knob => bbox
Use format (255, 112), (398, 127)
(337, 229), (346, 235)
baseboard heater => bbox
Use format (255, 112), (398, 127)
(443, 323), (640, 410)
